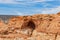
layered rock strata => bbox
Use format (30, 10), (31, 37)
(0, 13), (60, 40)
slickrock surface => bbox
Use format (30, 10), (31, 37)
(0, 13), (60, 40)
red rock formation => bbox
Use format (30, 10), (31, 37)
(0, 13), (60, 40)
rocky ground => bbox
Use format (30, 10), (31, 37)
(0, 13), (60, 40)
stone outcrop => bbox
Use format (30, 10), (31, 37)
(0, 13), (60, 40)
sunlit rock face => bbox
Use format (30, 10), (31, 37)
(0, 12), (60, 40)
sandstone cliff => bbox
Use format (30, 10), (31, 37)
(0, 13), (60, 40)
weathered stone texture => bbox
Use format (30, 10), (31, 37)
(0, 13), (60, 40)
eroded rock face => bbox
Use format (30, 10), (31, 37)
(0, 13), (60, 40)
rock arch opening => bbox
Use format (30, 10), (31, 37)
(27, 20), (35, 30)
(21, 20), (36, 36)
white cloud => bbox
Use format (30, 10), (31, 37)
(16, 12), (24, 15)
(0, 0), (16, 3)
(40, 6), (60, 14)
(30, 6), (60, 14)
(0, 0), (55, 4)
(32, 0), (46, 2)
(32, 0), (54, 2)
(15, 11), (35, 16)
(15, 11), (29, 16)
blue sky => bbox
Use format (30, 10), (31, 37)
(0, 0), (60, 15)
